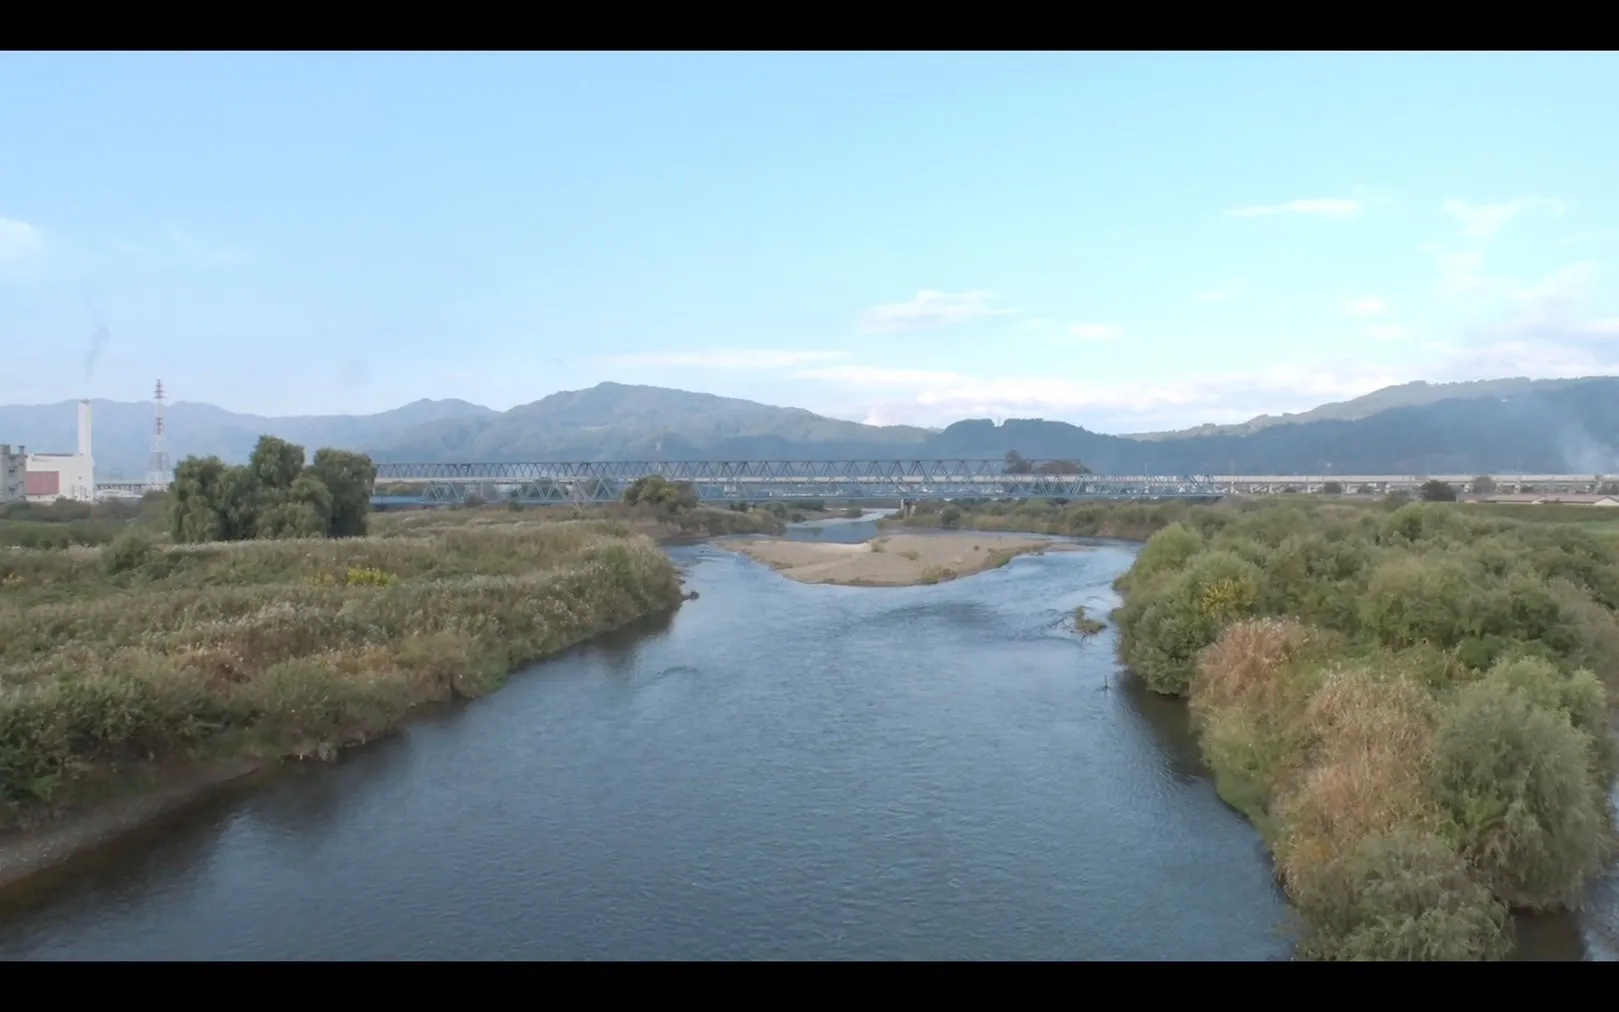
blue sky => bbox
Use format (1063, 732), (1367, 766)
(3, 51), (1617, 433)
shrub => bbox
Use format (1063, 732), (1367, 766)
(1073, 606), (1105, 637)
(1104, 496), (1619, 958)
(1426, 676), (1608, 909)
(1124, 522), (1202, 591)
(104, 530), (157, 576)
(1119, 549), (1262, 694)
(1272, 668), (1438, 885)
(1289, 827), (1511, 961)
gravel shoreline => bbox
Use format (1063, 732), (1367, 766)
(0, 761), (263, 891)
(718, 532), (1081, 586)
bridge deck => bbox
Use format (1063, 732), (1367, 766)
(368, 459), (1223, 506)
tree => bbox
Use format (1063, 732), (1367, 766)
(1420, 480), (1457, 502)
(307, 448), (378, 538)
(1321, 481), (1344, 496)
(167, 456), (231, 544)
(622, 475), (699, 513)
(1002, 450), (1034, 475)
(1472, 475), (1497, 495)
(250, 436), (306, 490)
(1035, 459), (1091, 475)
(167, 435), (376, 545)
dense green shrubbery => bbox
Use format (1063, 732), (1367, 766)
(1114, 500), (1619, 960)
(0, 493), (169, 550)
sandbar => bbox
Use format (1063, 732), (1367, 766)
(720, 532), (1080, 587)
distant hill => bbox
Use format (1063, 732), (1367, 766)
(0, 398), (497, 480)
(3, 377), (1618, 479)
(370, 382), (937, 463)
(928, 379), (1619, 475)
(1121, 377), (1590, 441)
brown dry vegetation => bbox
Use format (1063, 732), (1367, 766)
(884, 497), (1215, 542)
(369, 500), (783, 540)
(0, 510), (687, 830)
(1113, 500), (1619, 960)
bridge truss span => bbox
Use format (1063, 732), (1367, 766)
(371, 459), (1223, 506)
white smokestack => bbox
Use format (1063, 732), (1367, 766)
(78, 399), (92, 460)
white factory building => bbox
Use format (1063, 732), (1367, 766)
(22, 400), (96, 503)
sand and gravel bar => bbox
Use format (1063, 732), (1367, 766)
(718, 532), (1085, 586)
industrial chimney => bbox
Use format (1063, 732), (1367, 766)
(78, 399), (93, 462)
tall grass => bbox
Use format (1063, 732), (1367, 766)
(885, 498), (1213, 541)
(1114, 501), (1619, 960)
(370, 501), (782, 539)
(0, 513), (684, 828)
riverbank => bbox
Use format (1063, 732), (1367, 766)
(0, 515), (686, 878)
(1113, 500), (1619, 960)
(720, 532), (1067, 586)
(370, 502), (784, 541)
(880, 499), (1204, 541)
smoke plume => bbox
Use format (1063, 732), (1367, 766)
(83, 298), (110, 382)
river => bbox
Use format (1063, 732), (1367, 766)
(0, 517), (1612, 959)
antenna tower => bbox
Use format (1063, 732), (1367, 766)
(146, 380), (171, 490)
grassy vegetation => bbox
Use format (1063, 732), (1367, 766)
(884, 497), (1221, 541)
(1074, 606), (1106, 637)
(375, 501), (783, 539)
(0, 496), (168, 550)
(1112, 499), (1619, 959)
(0, 509), (687, 830)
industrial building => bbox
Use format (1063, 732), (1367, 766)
(1479, 493), (1619, 507)
(1, 443), (26, 503)
(22, 399), (96, 503)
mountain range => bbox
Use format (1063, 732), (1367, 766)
(3, 377), (1618, 479)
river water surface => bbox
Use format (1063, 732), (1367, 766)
(0, 518), (1612, 959)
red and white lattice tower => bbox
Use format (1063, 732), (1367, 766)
(146, 380), (171, 490)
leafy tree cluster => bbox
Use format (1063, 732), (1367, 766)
(1115, 501), (1619, 959)
(1420, 479), (1457, 502)
(167, 436), (377, 544)
(1002, 450), (1091, 475)
(621, 475), (700, 513)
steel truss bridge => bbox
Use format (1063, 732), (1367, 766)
(369, 459), (1224, 507)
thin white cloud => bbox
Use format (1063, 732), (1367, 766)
(1514, 261), (1596, 306)
(1343, 297), (1386, 317)
(1364, 324), (1410, 340)
(163, 225), (251, 267)
(1069, 323), (1123, 341)
(1441, 197), (1566, 241)
(1433, 248), (1495, 297)
(1224, 198), (1362, 219)
(107, 225), (252, 270)
(858, 290), (1015, 333)
(0, 217), (42, 263)
(795, 365), (966, 387)
(799, 336), (1619, 432)
(795, 358), (1414, 433)
(1560, 231), (1617, 248)
(602, 349), (849, 370)
(1196, 281), (1247, 303)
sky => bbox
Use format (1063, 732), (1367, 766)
(3, 51), (1618, 434)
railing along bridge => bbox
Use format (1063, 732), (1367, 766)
(369, 459), (1224, 507)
